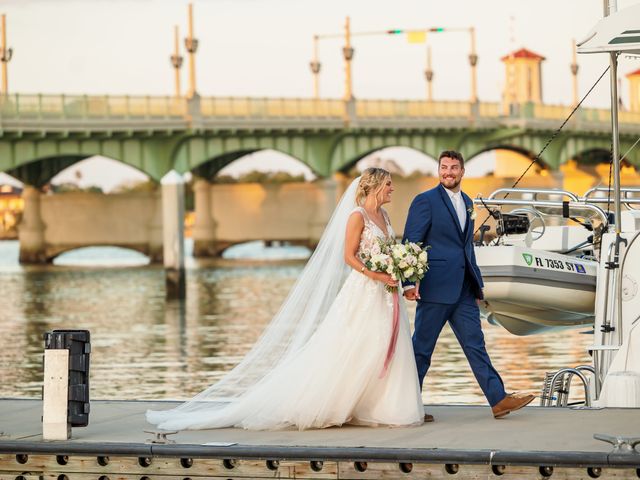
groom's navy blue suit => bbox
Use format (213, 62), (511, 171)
(403, 184), (506, 407)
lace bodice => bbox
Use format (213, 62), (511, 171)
(353, 206), (394, 257)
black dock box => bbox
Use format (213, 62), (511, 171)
(43, 329), (91, 427)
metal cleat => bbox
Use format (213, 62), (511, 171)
(144, 429), (178, 444)
(594, 433), (640, 453)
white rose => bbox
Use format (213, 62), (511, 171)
(386, 265), (394, 274)
(419, 251), (427, 262)
(405, 267), (414, 278)
(398, 260), (408, 269)
(418, 268), (424, 275)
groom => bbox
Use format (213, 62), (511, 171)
(403, 150), (534, 419)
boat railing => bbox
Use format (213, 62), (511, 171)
(473, 198), (610, 226)
(582, 187), (640, 210)
(487, 188), (580, 202)
(484, 187), (640, 212)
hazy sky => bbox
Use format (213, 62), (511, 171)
(4, 0), (640, 106)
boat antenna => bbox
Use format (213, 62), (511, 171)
(474, 65), (610, 236)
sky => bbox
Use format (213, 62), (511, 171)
(6, 0), (639, 103)
(2, 0), (639, 189)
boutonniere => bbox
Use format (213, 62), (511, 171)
(467, 206), (477, 220)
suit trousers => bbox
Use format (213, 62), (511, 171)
(412, 275), (506, 407)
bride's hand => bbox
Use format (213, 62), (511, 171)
(371, 272), (397, 287)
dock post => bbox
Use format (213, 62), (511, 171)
(42, 349), (70, 440)
(42, 330), (91, 440)
(161, 170), (186, 299)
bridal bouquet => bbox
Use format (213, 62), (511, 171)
(360, 239), (429, 293)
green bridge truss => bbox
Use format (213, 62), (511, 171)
(1, 94), (639, 186)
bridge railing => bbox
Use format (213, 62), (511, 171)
(533, 103), (640, 124)
(0, 94), (186, 119)
(355, 99), (472, 118)
(1, 94), (639, 126)
(199, 97), (345, 118)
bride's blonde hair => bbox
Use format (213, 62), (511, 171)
(355, 167), (391, 207)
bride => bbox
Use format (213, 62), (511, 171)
(147, 168), (424, 430)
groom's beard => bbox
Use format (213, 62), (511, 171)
(440, 176), (461, 190)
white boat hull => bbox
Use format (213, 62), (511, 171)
(475, 246), (598, 336)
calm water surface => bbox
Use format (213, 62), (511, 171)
(0, 240), (592, 404)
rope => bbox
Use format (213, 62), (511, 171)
(474, 65), (611, 236)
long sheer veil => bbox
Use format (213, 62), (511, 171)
(147, 176), (361, 426)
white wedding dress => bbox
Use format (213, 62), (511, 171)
(147, 181), (424, 431)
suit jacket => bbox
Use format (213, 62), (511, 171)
(403, 183), (484, 304)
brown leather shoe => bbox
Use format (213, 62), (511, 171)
(492, 393), (535, 418)
(424, 413), (434, 423)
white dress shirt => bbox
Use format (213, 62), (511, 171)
(444, 187), (466, 231)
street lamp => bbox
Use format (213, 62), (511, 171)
(570, 40), (579, 106)
(1, 14), (13, 95)
(343, 16), (355, 101)
(469, 27), (479, 103)
(170, 25), (184, 99)
(309, 35), (321, 98)
(184, 3), (199, 98)
(425, 46), (434, 101)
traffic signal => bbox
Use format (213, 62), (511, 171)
(387, 28), (445, 35)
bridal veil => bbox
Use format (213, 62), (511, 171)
(146, 177), (362, 426)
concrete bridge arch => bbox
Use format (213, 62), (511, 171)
(172, 133), (340, 178)
(48, 244), (152, 264)
(3, 153), (157, 189)
(328, 131), (456, 173)
(564, 138), (640, 168)
(0, 135), (179, 184)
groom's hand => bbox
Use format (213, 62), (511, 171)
(404, 286), (420, 301)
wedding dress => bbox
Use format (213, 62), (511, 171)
(147, 178), (424, 431)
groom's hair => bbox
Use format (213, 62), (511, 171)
(438, 150), (465, 168)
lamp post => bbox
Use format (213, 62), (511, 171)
(424, 45), (434, 101)
(184, 3), (199, 98)
(0, 14), (13, 95)
(570, 39), (579, 107)
(170, 25), (184, 99)
(343, 16), (355, 102)
(310, 35), (321, 99)
(469, 27), (479, 103)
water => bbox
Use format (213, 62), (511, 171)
(0, 240), (591, 404)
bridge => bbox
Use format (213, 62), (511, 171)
(2, 93), (640, 262)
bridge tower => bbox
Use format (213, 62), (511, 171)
(501, 48), (545, 110)
(627, 68), (640, 112)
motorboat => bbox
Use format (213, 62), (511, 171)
(472, 189), (605, 335)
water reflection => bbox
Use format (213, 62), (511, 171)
(0, 241), (592, 404)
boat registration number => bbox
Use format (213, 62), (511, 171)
(522, 253), (587, 273)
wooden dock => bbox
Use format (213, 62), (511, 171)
(1, 398), (639, 479)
